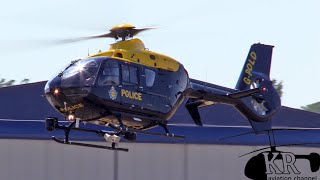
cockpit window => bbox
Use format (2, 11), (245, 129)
(145, 69), (155, 87)
(98, 60), (120, 85)
(61, 58), (99, 87)
(62, 59), (98, 78)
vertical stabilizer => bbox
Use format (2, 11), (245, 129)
(236, 43), (274, 91)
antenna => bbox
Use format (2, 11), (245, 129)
(205, 69), (208, 88)
(87, 48), (90, 56)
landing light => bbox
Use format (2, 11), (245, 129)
(54, 89), (59, 95)
(68, 114), (75, 121)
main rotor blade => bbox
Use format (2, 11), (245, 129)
(53, 33), (114, 45)
(58, 26), (157, 44)
(0, 25), (158, 53)
(131, 27), (156, 36)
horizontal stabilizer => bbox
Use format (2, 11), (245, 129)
(228, 88), (261, 99)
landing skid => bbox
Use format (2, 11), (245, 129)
(52, 136), (129, 152)
(45, 116), (184, 151)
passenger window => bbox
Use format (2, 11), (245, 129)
(122, 65), (130, 82)
(98, 61), (119, 85)
(129, 67), (137, 83)
(122, 65), (138, 85)
(145, 69), (155, 87)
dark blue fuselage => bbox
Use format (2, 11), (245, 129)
(45, 56), (189, 129)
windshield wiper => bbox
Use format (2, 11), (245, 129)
(58, 59), (81, 77)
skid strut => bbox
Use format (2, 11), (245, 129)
(158, 121), (184, 138)
(45, 116), (184, 151)
(45, 117), (128, 152)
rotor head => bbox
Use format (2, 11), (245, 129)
(108, 23), (152, 41)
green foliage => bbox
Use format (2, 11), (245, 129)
(271, 79), (320, 113)
(272, 79), (283, 98)
(0, 78), (29, 88)
(301, 102), (320, 113)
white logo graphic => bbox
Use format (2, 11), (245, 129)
(108, 86), (118, 100)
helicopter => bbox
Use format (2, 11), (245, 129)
(44, 24), (281, 151)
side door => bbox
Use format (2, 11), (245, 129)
(139, 67), (170, 113)
(119, 63), (142, 108)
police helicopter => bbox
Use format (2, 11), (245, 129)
(45, 24), (281, 151)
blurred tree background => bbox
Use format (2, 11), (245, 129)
(0, 78), (29, 88)
(301, 102), (320, 113)
(272, 79), (283, 98)
(271, 78), (320, 113)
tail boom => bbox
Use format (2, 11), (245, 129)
(184, 43), (281, 132)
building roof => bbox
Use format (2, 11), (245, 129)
(1, 80), (320, 146)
